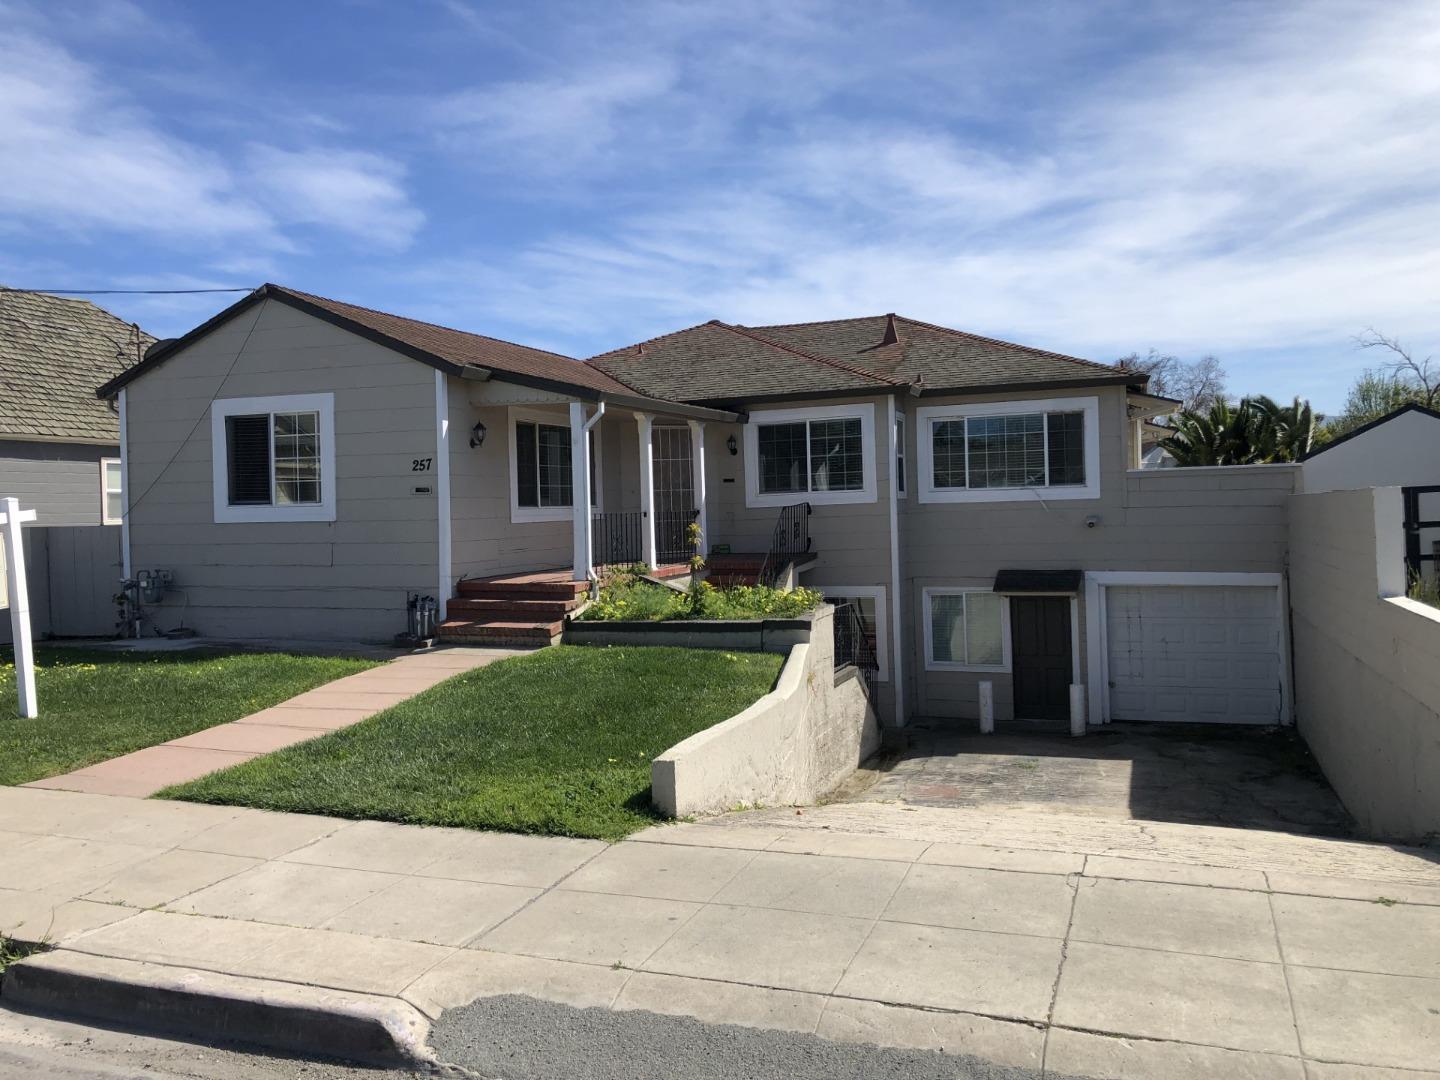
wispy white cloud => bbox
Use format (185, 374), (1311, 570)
(247, 146), (425, 251)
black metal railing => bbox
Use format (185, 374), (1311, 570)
(1403, 485), (1440, 584)
(592, 509), (700, 572)
(656, 509), (700, 565)
(592, 511), (643, 570)
(833, 601), (879, 691)
(756, 502), (812, 588)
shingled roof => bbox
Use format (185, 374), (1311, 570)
(589, 313), (1140, 404)
(99, 284), (644, 401)
(1, 289), (152, 442)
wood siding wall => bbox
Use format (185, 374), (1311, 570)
(124, 299), (438, 641)
(0, 441), (114, 526)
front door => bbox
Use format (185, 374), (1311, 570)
(652, 426), (694, 563)
(1011, 596), (1073, 722)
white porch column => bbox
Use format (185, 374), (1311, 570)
(635, 413), (657, 569)
(687, 419), (708, 556)
(570, 402), (593, 582)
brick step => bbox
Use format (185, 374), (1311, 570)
(437, 618), (563, 645)
(457, 578), (588, 600)
(705, 554), (766, 571)
(447, 597), (581, 618)
(708, 574), (760, 587)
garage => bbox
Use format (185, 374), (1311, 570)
(1093, 577), (1287, 725)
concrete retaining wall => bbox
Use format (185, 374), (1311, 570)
(563, 616), (812, 654)
(1289, 487), (1440, 841)
(650, 604), (880, 817)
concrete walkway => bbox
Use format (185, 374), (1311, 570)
(24, 648), (523, 798)
(2, 787), (1438, 1077)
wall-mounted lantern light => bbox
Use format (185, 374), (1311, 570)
(469, 421), (487, 449)
(726, 434), (738, 456)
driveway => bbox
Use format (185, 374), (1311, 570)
(854, 722), (1355, 837)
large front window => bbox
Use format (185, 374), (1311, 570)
(917, 397), (1099, 503)
(210, 394), (335, 523)
(510, 413), (598, 522)
(744, 404), (876, 507)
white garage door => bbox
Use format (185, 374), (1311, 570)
(1105, 586), (1282, 724)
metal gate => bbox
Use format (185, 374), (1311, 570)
(652, 426), (695, 563)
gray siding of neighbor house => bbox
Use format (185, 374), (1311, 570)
(124, 298), (439, 641)
(896, 385), (1297, 724)
(0, 440), (115, 526)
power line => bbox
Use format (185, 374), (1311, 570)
(0, 286), (254, 296)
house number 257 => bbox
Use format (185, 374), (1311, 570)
(411, 457), (433, 472)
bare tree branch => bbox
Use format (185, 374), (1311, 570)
(1356, 327), (1439, 407)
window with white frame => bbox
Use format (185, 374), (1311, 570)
(509, 412), (599, 522)
(917, 397), (1100, 502)
(924, 588), (1009, 671)
(210, 394), (336, 523)
(744, 403), (876, 507)
(814, 585), (889, 681)
(100, 458), (122, 524)
(895, 414), (906, 497)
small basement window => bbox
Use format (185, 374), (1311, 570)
(924, 587), (1010, 672)
(210, 394), (335, 523)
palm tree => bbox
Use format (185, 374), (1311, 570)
(1159, 396), (1316, 466)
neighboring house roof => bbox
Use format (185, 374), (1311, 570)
(1301, 403), (1440, 460)
(97, 285), (736, 416)
(0, 288), (152, 443)
(589, 313), (1140, 405)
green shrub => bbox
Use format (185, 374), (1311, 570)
(1409, 573), (1440, 609)
(577, 576), (822, 622)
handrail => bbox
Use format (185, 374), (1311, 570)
(1402, 485), (1440, 582)
(756, 502), (812, 589)
(592, 508), (700, 572)
(832, 600), (879, 691)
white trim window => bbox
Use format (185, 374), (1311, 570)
(923, 587), (1010, 672)
(210, 394), (336, 523)
(916, 396), (1101, 502)
(744, 403), (876, 508)
(895, 414), (906, 498)
(99, 457), (123, 525)
(814, 585), (889, 681)
(508, 409), (600, 523)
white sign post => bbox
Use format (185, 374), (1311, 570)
(1, 497), (38, 718)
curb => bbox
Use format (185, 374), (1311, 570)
(1, 949), (437, 1070)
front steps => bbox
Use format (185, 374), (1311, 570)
(704, 553), (767, 587)
(437, 571), (587, 646)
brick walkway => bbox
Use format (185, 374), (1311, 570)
(24, 647), (525, 798)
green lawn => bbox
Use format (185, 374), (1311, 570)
(162, 645), (785, 840)
(0, 647), (378, 786)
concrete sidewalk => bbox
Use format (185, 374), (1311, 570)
(2, 787), (1438, 1077)
(23, 647), (523, 798)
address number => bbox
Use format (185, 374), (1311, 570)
(411, 457), (433, 472)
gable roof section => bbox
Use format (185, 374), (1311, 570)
(97, 284), (645, 401)
(753, 314), (1135, 394)
(587, 320), (898, 404)
(588, 313), (1140, 404)
(1, 288), (153, 442)
(1301, 403), (1440, 460)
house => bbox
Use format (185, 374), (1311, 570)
(97, 285), (1299, 729)
(1, 289), (151, 643)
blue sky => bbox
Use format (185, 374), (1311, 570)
(3, 0), (1437, 413)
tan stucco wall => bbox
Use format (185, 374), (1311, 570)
(651, 605), (881, 816)
(124, 298), (439, 641)
(1290, 487), (1440, 841)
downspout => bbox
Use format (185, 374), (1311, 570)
(887, 395), (906, 727)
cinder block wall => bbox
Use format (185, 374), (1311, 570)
(1289, 487), (1440, 841)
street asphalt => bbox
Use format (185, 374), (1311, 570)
(431, 994), (1071, 1080)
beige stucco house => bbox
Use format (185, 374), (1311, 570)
(98, 284), (1301, 730)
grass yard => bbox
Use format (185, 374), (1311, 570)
(0, 647), (378, 786)
(163, 645), (785, 841)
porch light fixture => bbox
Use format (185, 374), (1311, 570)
(469, 421), (487, 449)
(726, 434), (738, 456)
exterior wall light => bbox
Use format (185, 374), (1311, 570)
(469, 421), (487, 449)
(726, 434), (738, 456)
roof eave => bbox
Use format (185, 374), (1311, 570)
(914, 374), (1139, 398)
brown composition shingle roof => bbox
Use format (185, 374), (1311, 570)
(1, 289), (153, 442)
(589, 313), (1138, 403)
